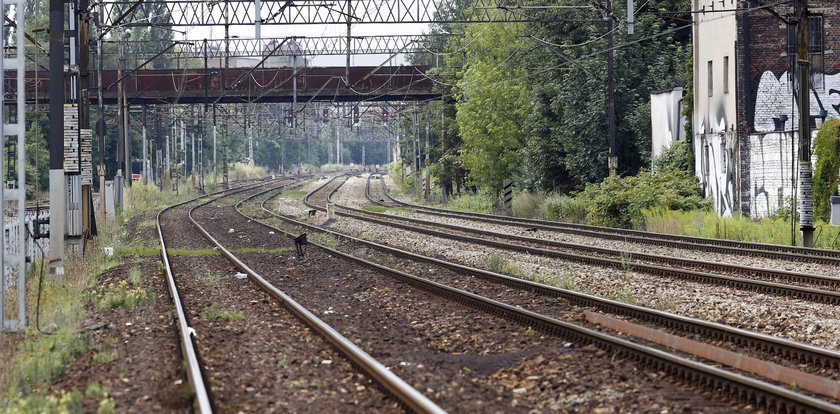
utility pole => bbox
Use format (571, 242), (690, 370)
(48, 0), (65, 274)
(213, 105), (218, 183)
(796, 0), (814, 247)
(142, 107), (148, 185)
(116, 30), (126, 206)
(96, 4), (106, 217)
(424, 104), (430, 200)
(606, 0), (617, 176)
(78, 0), (93, 237)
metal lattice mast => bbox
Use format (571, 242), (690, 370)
(1, 0), (27, 333)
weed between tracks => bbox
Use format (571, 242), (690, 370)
(362, 205), (389, 213)
(92, 280), (153, 312)
(115, 246), (293, 258)
(203, 303), (244, 320)
(279, 190), (307, 200)
(485, 253), (521, 275)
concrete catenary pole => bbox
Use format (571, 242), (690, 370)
(796, 0), (814, 247)
(48, 0), (66, 273)
(606, 0), (617, 176)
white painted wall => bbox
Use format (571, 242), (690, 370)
(748, 130), (818, 218)
(692, 0), (739, 216)
(752, 71), (840, 133)
(651, 88), (686, 162)
(692, 0), (738, 137)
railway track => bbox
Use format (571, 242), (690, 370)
(306, 175), (840, 305)
(157, 176), (444, 413)
(155, 177), (279, 413)
(368, 173), (840, 266)
(240, 175), (840, 412)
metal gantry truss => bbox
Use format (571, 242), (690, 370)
(1, 0), (27, 334)
(101, 34), (457, 60)
(99, 0), (585, 26)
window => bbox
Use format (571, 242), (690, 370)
(708, 60), (713, 97)
(723, 56), (729, 94)
(810, 15), (824, 89)
(787, 16), (824, 90)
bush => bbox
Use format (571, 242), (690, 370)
(813, 117), (840, 222)
(511, 192), (545, 219)
(653, 139), (693, 172)
(576, 168), (710, 229)
(447, 189), (497, 214)
(544, 195), (587, 223)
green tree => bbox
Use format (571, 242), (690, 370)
(813, 118), (840, 222)
(455, 21), (528, 192)
(520, 0), (691, 191)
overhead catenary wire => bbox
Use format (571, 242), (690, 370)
(410, 0), (794, 103)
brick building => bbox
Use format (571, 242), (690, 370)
(693, 0), (839, 217)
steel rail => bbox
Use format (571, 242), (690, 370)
(303, 177), (840, 304)
(244, 177), (840, 413)
(188, 180), (447, 414)
(156, 176), (280, 413)
(251, 183), (840, 369)
(314, 178), (840, 304)
(364, 177), (840, 288)
(370, 174), (840, 265)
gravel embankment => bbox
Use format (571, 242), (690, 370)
(271, 175), (840, 351)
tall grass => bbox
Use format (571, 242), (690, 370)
(643, 207), (840, 249)
(511, 192), (545, 219)
(229, 163), (268, 181)
(446, 190), (497, 214)
(543, 194), (587, 223)
(123, 182), (196, 217)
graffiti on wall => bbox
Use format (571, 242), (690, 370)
(695, 132), (735, 216)
(749, 132), (794, 218)
(752, 70), (840, 133)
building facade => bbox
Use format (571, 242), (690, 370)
(693, 0), (840, 217)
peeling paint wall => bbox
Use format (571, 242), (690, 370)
(651, 88), (686, 162)
(695, 132), (737, 216)
(747, 131), (818, 218)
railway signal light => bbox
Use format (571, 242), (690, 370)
(286, 108), (294, 127)
(382, 108), (389, 118)
(353, 105), (360, 124)
(322, 109), (329, 119)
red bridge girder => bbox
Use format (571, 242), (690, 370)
(10, 66), (438, 105)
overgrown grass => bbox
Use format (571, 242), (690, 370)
(279, 190), (308, 200)
(511, 192), (545, 219)
(127, 267), (143, 287)
(203, 303), (244, 320)
(362, 206), (389, 213)
(485, 253), (520, 275)
(643, 207), (840, 249)
(123, 182), (196, 217)
(229, 163), (268, 181)
(1, 179), (198, 410)
(447, 190), (497, 214)
(544, 195), (587, 223)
